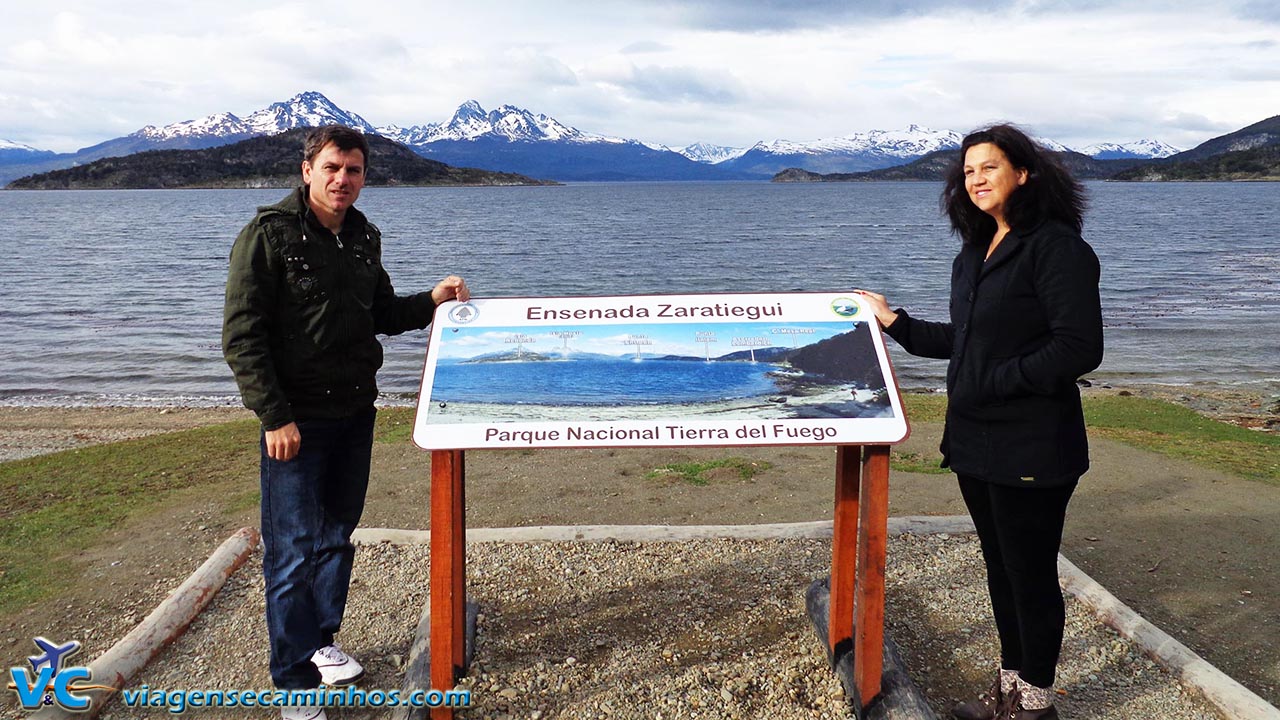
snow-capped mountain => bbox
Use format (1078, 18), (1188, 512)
(1080, 139), (1182, 159)
(677, 142), (749, 164)
(383, 100), (752, 181)
(717, 125), (963, 175)
(758, 125), (961, 158)
(132, 91), (376, 146)
(243, 91), (377, 135)
(1, 91), (382, 179)
(132, 112), (253, 143)
(1032, 136), (1072, 153)
(0, 138), (55, 166)
(380, 100), (613, 146)
(1, 138), (41, 151)
(0, 92), (385, 181)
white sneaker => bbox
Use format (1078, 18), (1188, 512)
(311, 644), (365, 686)
(281, 705), (327, 720)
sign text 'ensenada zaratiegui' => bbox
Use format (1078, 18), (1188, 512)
(412, 292), (909, 450)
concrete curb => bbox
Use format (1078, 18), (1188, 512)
(350, 515), (976, 546)
(356, 517), (1279, 719)
(1058, 554), (1280, 720)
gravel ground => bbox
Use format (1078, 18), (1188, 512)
(0, 406), (250, 462)
(78, 533), (1221, 720)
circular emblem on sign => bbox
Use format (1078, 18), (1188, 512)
(831, 297), (860, 318)
(448, 302), (479, 324)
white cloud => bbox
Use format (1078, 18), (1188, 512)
(1, 0), (1276, 152)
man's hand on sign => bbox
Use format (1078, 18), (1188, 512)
(432, 276), (470, 304)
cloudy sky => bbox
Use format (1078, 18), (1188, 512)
(3, 0), (1277, 153)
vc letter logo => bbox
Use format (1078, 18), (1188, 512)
(8, 637), (105, 712)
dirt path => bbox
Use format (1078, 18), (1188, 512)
(0, 394), (1277, 709)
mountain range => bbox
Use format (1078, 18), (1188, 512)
(714, 125), (967, 175)
(6, 128), (552, 190)
(0, 90), (1231, 185)
(1107, 115), (1280, 181)
(776, 114), (1280, 183)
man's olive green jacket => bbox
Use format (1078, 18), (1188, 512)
(222, 188), (436, 430)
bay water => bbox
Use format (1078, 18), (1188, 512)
(1, 181), (1276, 406)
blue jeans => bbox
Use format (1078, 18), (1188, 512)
(260, 408), (376, 689)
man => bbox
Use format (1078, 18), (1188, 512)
(223, 125), (468, 720)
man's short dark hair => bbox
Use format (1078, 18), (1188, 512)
(303, 125), (370, 167)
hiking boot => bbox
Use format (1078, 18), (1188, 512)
(951, 676), (1005, 720)
(997, 686), (1059, 720)
(311, 644), (364, 686)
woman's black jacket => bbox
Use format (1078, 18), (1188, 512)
(884, 219), (1103, 486)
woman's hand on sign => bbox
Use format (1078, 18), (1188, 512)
(853, 289), (899, 328)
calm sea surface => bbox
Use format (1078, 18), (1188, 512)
(431, 358), (783, 406)
(1, 182), (1276, 406)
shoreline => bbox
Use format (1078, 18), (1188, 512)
(0, 405), (255, 462)
(0, 381), (1275, 464)
(422, 381), (891, 425)
(0, 373), (1276, 411)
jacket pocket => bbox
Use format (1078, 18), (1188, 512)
(948, 347), (1001, 413)
(283, 250), (329, 304)
(986, 394), (1061, 474)
(347, 244), (380, 311)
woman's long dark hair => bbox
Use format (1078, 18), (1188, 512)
(941, 123), (1087, 244)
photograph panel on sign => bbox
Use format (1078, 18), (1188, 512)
(423, 319), (891, 425)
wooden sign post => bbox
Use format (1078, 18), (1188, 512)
(834, 444), (891, 707)
(428, 448), (466, 701)
(413, 292), (908, 718)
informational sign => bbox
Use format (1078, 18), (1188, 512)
(412, 292), (909, 450)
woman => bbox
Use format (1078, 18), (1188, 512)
(857, 124), (1102, 720)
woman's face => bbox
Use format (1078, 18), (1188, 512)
(963, 142), (1028, 226)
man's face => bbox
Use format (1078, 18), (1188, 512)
(302, 142), (366, 219)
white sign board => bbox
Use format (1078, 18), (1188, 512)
(412, 292), (909, 450)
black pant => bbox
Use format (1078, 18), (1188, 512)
(958, 475), (1077, 688)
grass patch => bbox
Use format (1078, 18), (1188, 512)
(890, 450), (948, 475)
(0, 419), (261, 613)
(375, 406), (416, 443)
(224, 488), (263, 515)
(892, 393), (1279, 483)
(1083, 395), (1280, 484)
(646, 457), (773, 486)
(2, 393), (1274, 614)
(900, 392), (949, 423)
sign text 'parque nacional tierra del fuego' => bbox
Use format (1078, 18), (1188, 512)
(412, 292), (909, 450)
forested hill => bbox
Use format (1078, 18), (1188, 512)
(6, 129), (555, 189)
(1108, 145), (1280, 181)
